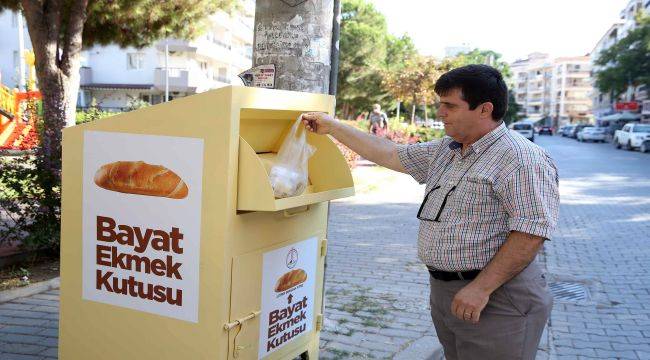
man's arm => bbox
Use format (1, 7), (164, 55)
(450, 231), (544, 324)
(302, 112), (406, 173)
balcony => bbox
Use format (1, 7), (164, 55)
(155, 39), (198, 53)
(154, 68), (197, 93)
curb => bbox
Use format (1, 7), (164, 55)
(0, 276), (60, 303)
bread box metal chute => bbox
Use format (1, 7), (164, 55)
(236, 108), (354, 212)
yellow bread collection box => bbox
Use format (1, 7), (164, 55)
(59, 86), (355, 359)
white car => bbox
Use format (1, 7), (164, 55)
(577, 127), (606, 142)
(510, 122), (534, 141)
(614, 123), (650, 150)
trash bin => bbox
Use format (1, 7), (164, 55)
(59, 86), (355, 360)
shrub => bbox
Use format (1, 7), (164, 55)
(0, 154), (60, 251)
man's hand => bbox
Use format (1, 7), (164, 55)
(451, 282), (490, 324)
(450, 231), (545, 324)
(301, 112), (338, 135)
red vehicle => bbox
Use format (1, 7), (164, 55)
(539, 126), (554, 135)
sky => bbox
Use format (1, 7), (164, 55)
(370, 0), (631, 62)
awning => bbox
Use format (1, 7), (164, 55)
(81, 83), (154, 90)
(599, 112), (641, 122)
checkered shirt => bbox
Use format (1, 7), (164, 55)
(397, 122), (560, 271)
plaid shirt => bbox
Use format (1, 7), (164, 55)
(397, 122), (559, 271)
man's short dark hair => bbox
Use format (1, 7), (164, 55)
(434, 64), (508, 121)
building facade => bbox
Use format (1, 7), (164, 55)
(590, 0), (649, 121)
(511, 53), (592, 128)
(550, 56), (592, 126)
(0, 3), (254, 111)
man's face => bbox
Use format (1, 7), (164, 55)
(437, 88), (488, 143)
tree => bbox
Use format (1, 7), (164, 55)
(383, 34), (417, 119)
(382, 56), (440, 124)
(0, 0), (236, 248)
(385, 34), (417, 71)
(451, 48), (511, 78)
(503, 90), (521, 125)
(337, 0), (389, 119)
(595, 15), (650, 99)
(0, 0), (236, 178)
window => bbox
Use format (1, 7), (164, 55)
(13, 50), (20, 69)
(127, 53), (145, 70)
(11, 12), (18, 27)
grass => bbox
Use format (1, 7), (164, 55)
(352, 165), (400, 194)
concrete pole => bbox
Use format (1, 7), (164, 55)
(253, 0), (334, 94)
(17, 11), (26, 91)
(164, 41), (169, 102)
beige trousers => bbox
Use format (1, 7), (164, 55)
(429, 263), (553, 360)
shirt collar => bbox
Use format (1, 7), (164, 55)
(447, 122), (507, 155)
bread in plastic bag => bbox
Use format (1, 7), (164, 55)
(269, 116), (316, 198)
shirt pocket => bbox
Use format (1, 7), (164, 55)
(453, 176), (501, 217)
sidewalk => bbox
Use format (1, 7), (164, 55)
(319, 162), (444, 359)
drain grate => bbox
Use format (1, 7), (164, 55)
(549, 282), (589, 302)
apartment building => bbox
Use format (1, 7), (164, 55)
(550, 57), (592, 125)
(590, 0), (649, 121)
(0, 2), (254, 111)
(0, 11), (31, 89)
(511, 53), (592, 127)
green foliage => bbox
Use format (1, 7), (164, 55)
(337, 0), (389, 118)
(595, 15), (650, 97)
(451, 49), (512, 78)
(76, 99), (116, 124)
(0, 0), (238, 48)
(503, 90), (521, 125)
(385, 34), (418, 71)
(382, 56), (440, 123)
(126, 98), (151, 111)
(0, 154), (60, 251)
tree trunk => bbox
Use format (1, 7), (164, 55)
(424, 104), (428, 121)
(410, 102), (416, 125)
(253, 0), (334, 94)
(21, 0), (88, 181)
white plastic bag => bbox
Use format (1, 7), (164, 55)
(269, 116), (316, 198)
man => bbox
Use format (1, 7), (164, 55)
(302, 64), (559, 359)
(367, 103), (388, 135)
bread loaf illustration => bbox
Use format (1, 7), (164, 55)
(274, 269), (307, 292)
(94, 161), (188, 199)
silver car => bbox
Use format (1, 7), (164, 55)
(577, 127), (606, 142)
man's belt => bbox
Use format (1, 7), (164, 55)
(427, 267), (481, 281)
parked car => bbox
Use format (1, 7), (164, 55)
(539, 126), (554, 135)
(614, 123), (650, 150)
(562, 125), (576, 137)
(569, 124), (590, 139)
(577, 127), (606, 142)
(509, 122), (534, 141)
(641, 140), (650, 153)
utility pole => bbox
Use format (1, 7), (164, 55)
(253, 0), (335, 94)
(17, 11), (26, 91)
(164, 40), (169, 102)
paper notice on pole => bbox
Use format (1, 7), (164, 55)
(238, 64), (276, 89)
(258, 237), (318, 359)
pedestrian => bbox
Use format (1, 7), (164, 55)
(367, 103), (388, 136)
(301, 64), (559, 360)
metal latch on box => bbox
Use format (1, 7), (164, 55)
(224, 311), (261, 358)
